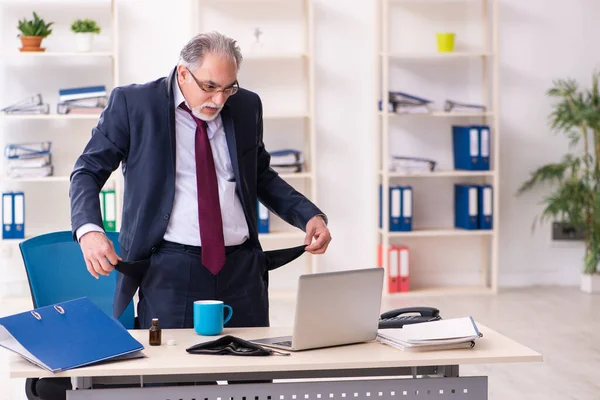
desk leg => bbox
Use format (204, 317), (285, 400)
(66, 376), (487, 400)
(440, 365), (460, 378)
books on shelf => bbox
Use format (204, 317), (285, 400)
(4, 141), (53, 178)
(58, 86), (108, 115)
(377, 316), (482, 351)
(389, 156), (437, 173)
(270, 149), (304, 173)
(58, 85), (107, 102)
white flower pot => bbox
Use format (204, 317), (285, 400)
(580, 273), (600, 293)
(75, 33), (94, 52)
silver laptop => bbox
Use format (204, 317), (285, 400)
(250, 268), (384, 351)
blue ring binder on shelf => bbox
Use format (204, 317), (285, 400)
(0, 297), (144, 372)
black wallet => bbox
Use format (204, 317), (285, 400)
(186, 335), (289, 356)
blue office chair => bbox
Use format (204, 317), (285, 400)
(18, 231), (135, 327)
(19, 231), (136, 400)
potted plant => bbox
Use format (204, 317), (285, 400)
(71, 19), (101, 53)
(17, 12), (53, 52)
(517, 71), (600, 293)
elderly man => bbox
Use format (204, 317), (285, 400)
(70, 30), (331, 329)
(34, 31), (332, 400)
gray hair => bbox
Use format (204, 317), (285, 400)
(178, 31), (243, 72)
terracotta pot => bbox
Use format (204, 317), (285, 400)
(20, 36), (45, 52)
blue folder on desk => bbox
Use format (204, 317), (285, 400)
(0, 297), (144, 373)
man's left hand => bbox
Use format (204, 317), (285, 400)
(304, 215), (331, 254)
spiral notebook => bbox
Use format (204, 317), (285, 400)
(0, 297), (144, 372)
(377, 316), (482, 351)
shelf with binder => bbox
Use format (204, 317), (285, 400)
(244, 52), (308, 61)
(264, 113), (310, 120)
(385, 52), (494, 60)
(279, 172), (313, 180)
(0, 0), (122, 247)
(380, 228), (493, 238)
(0, 114), (101, 120)
(381, 111), (494, 118)
(385, 285), (494, 297)
(0, 51), (114, 58)
(0, 175), (117, 184)
(376, 0), (499, 295)
(382, 170), (494, 178)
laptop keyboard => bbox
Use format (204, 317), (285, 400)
(273, 340), (292, 347)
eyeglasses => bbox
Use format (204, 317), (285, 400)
(186, 67), (239, 97)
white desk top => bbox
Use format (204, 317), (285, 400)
(9, 323), (542, 379)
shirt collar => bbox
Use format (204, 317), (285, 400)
(173, 74), (222, 139)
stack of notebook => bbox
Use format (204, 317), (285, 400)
(377, 316), (483, 351)
(270, 149), (304, 173)
(4, 142), (53, 178)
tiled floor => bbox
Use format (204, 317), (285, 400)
(1, 287), (598, 399)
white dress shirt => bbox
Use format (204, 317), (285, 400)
(76, 78), (250, 246)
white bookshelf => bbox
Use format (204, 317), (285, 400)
(0, 51), (114, 58)
(0, 114), (101, 120)
(376, 0), (500, 295)
(194, 0), (318, 278)
(0, 0), (120, 241)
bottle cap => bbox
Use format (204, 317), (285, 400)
(167, 339), (177, 346)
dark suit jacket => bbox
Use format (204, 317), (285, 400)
(70, 67), (325, 317)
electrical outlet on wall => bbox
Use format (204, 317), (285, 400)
(552, 222), (585, 241)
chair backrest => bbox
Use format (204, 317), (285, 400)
(18, 231), (135, 329)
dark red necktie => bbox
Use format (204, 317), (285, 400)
(179, 103), (226, 274)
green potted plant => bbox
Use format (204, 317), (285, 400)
(17, 12), (53, 52)
(517, 71), (600, 293)
(71, 19), (101, 52)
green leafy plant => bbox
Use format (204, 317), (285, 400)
(71, 19), (101, 34)
(17, 12), (53, 37)
(517, 71), (600, 275)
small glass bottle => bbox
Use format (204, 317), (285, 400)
(149, 318), (162, 346)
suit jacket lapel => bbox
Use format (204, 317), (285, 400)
(220, 106), (241, 190)
(221, 106), (253, 225)
(165, 67), (177, 173)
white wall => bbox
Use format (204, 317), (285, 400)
(0, 0), (596, 297)
(497, 0), (600, 286)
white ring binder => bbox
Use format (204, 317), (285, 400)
(31, 311), (41, 320)
(54, 305), (65, 314)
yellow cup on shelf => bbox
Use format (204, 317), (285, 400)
(436, 33), (456, 52)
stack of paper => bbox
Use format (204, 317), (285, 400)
(444, 99), (487, 113)
(4, 142), (53, 178)
(377, 316), (482, 351)
(389, 91), (434, 114)
(270, 149), (304, 173)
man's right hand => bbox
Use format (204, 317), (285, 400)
(79, 231), (122, 279)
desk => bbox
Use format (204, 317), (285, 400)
(9, 324), (542, 400)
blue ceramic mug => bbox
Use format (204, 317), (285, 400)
(193, 300), (233, 336)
